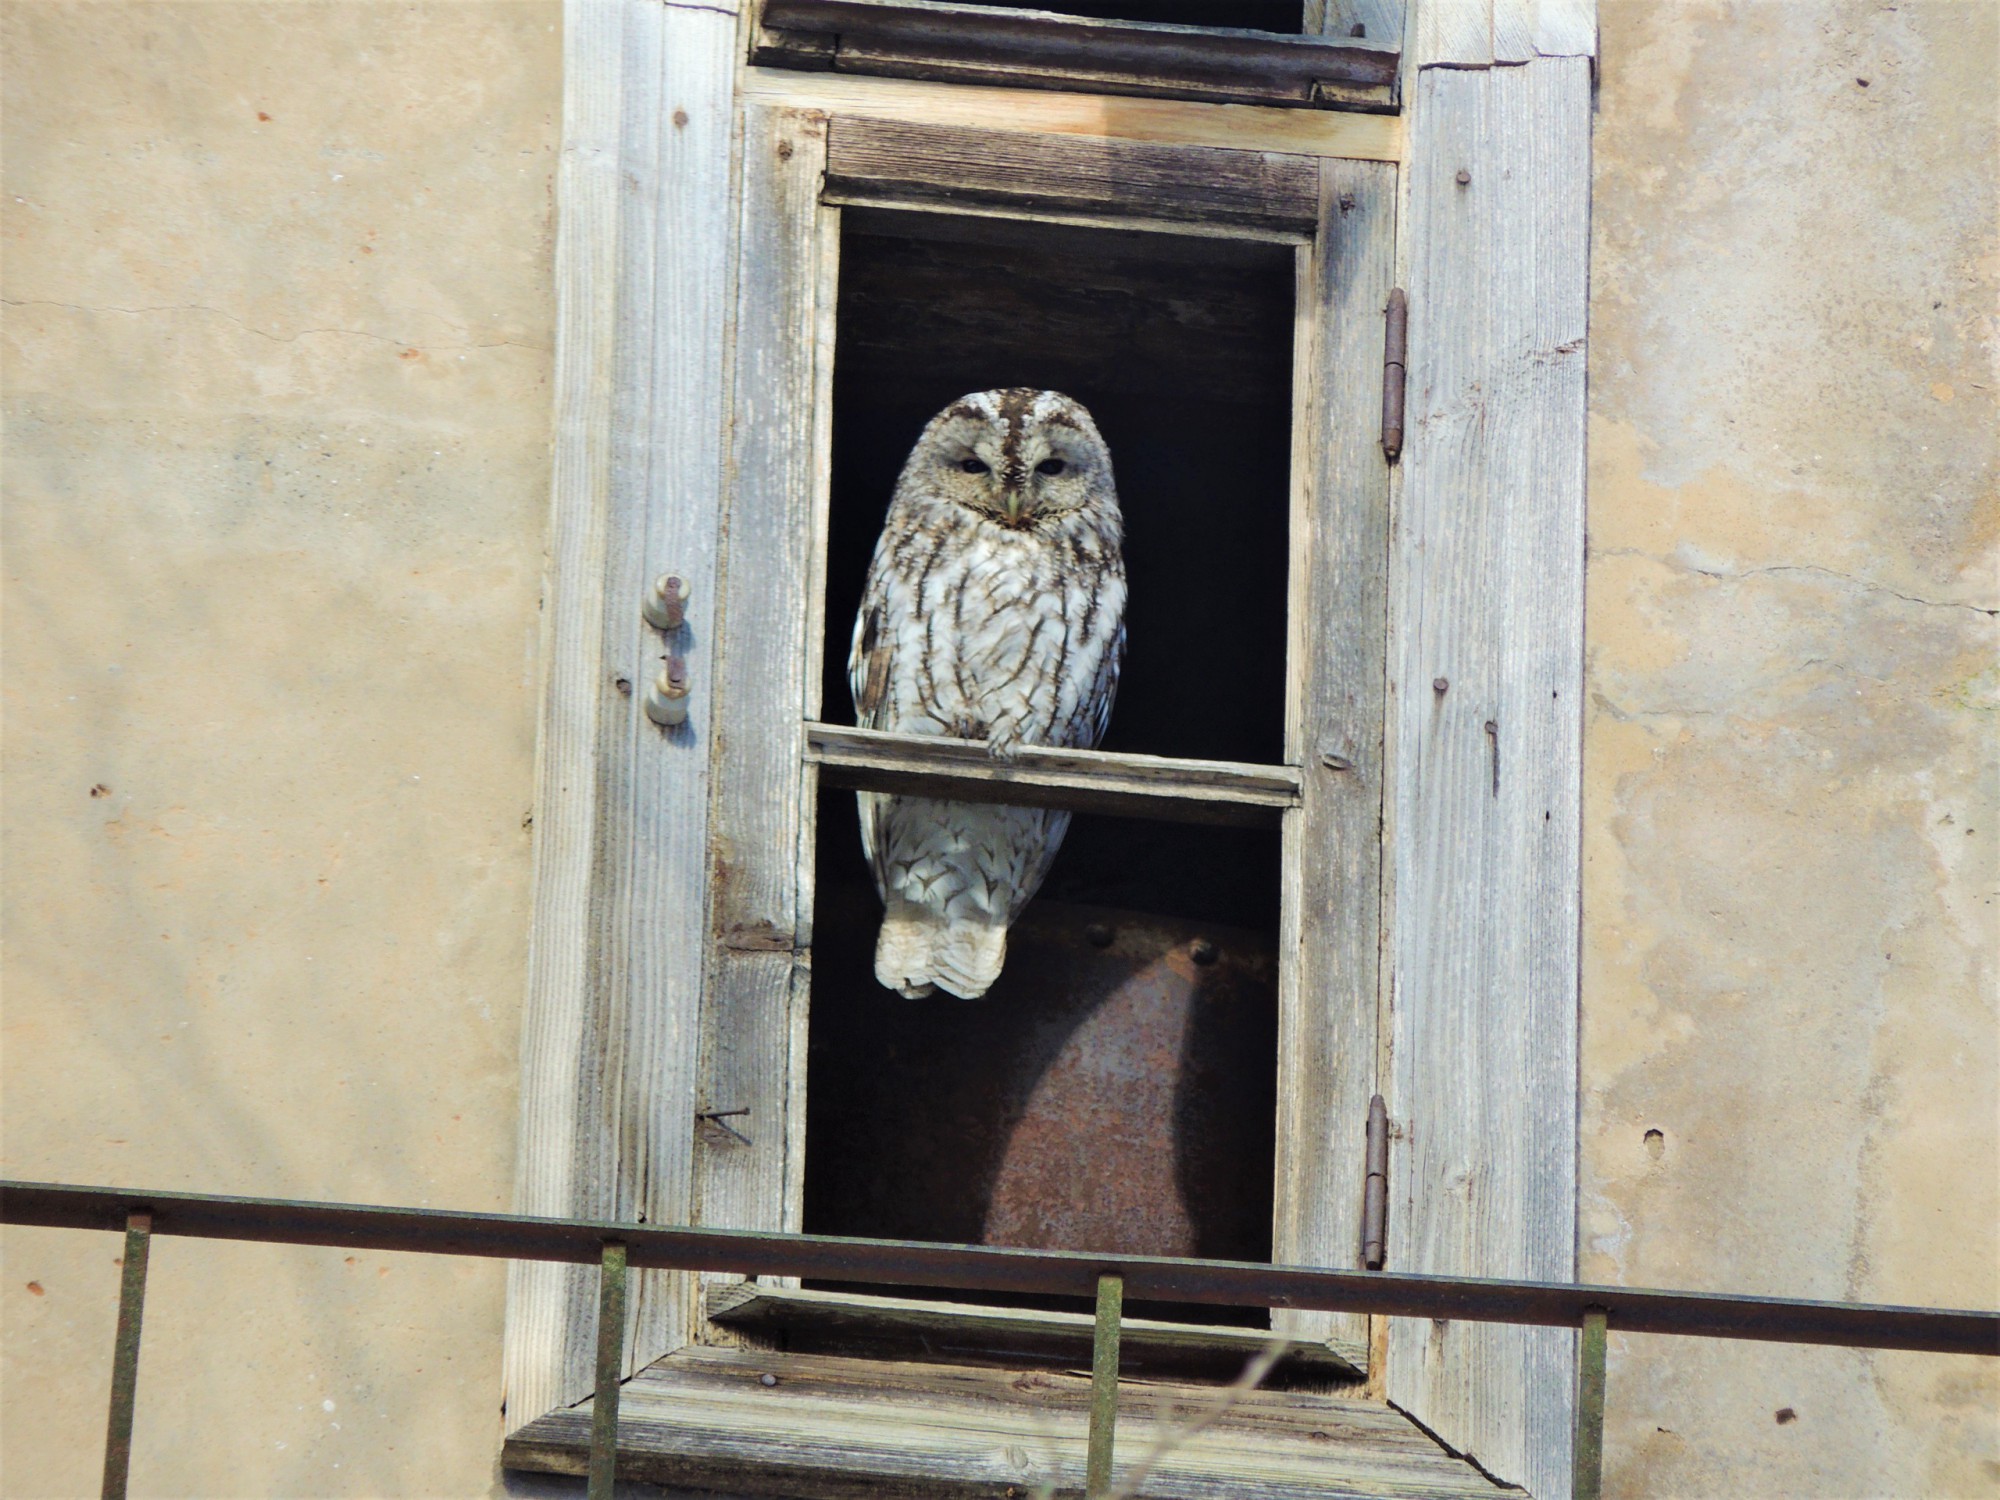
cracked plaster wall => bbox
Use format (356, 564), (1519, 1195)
(1585, 3), (1997, 1497)
(0, 4), (582, 1497)
(2, 2), (1995, 1499)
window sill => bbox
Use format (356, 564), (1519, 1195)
(502, 1345), (1504, 1498)
(707, 1283), (1368, 1382)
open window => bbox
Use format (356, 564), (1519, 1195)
(752, 0), (1402, 111)
(505, 107), (1410, 1493)
(801, 206), (1294, 1321)
(506, 1), (1593, 1492)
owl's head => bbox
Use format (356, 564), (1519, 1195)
(905, 388), (1117, 531)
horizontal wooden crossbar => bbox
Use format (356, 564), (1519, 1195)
(823, 115), (1322, 232)
(758, 0), (1400, 112)
(5, 1180), (1994, 1357)
(805, 722), (1302, 826)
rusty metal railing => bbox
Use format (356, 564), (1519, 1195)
(4, 1179), (1994, 1500)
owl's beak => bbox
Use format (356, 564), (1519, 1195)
(1002, 488), (1031, 524)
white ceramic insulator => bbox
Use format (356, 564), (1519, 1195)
(642, 573), (689, 632)
(644, 671), (690, 727)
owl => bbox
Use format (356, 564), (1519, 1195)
(848, 388), (1127, 1000)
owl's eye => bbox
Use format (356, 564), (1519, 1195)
(959, 457), (990, 475)
(1036, 459), (1067, 476)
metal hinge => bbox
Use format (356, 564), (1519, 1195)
(1380, 288), (1407, 464)
(1362, 1093), (1389, 1269)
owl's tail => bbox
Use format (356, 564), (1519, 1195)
(875, 899), (1008, 1000)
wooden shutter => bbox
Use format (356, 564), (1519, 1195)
(504, 0), (739, 1424)
(1385, 49), (1593, 1500)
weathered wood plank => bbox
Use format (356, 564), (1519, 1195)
(505, 1346), (1505, 1498)
(503, 0), (624, 1435)
(1385, 56), (1590, 1500)
(760, 0), (1401, 112)
(694, 107), (833, 1260)
(806, 723), (1300, 827)
(706, 1283), (1367, 1380)
(825, 116), (1322, 232)
(741, 68), (1406, 162)
(1531, 0), (1595, 58)
(1311, 0), (1406, 54)
(1408, 0), (1491, 68)
(1491, 0), (1536, 62)
(1271, 158), (1397, 1367)
(599, 0), (739, 1382)
(505, 0), (739, 1428)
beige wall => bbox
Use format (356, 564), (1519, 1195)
(1, 3), (1993, 1499)
(1585, 2), (1997, 1496)
(1, 3), (567, 1495)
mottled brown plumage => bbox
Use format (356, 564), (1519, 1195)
(849, 389), (1127, 999)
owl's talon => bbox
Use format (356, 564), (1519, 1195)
(985, 727), (1024, 762)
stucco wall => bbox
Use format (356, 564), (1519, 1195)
(1, 4), (568, 1495)
(2, 2), (1994, 1499)
(1584, 2), (1998, 1496)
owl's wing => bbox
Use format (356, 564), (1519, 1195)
(848, 558), (897, 734)
(848, 547), (903, 900)
(1077, 618), (1126, 749)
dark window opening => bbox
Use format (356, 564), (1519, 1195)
(802, 207), (1295, 1327)
(820, 208), (1296, 766)
(953, 0), (1305, 32)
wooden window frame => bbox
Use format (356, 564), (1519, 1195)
(752, 0), (1404, 113)
(504, 1), (1595, 1495)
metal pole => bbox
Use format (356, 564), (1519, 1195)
(7, 1180), (1994, 1358)
(1572, 1305), (1608, 1500)
(101, 1210), (153, 1500)
(1085, 1271), (1124, 1497)
(587, 1241), (628, 1500)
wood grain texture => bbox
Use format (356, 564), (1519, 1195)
(758, 0), (1400, 111)
(825, 115), (1321, 232)
(807, 723), (1300, 827)
(1491, 0), (1536, 62)
(1408, 0), (1491, 68)
(505, 1345), (1504, 1497)
(1384, 56), (1590, 1499)
(1313, 0), (1406, 54)
(600, 0), (740, 1381)
(706, 1283), (1367, 1380)
(505, 0), (739, 1429)
(742, 67), (1406, 161)
(1531, 0), (1595, 58)
(693, 107), (833, 1261)
(1270, 159), (1397, 1367)
(503, 0), (621, 1434)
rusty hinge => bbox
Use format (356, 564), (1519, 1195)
(1380, 288), (1407, 464)
(1362, 1093), (1389, 1269)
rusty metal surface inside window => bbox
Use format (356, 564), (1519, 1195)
(804, 875), (1278, 1327)
(951, 0), (1303, 32)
